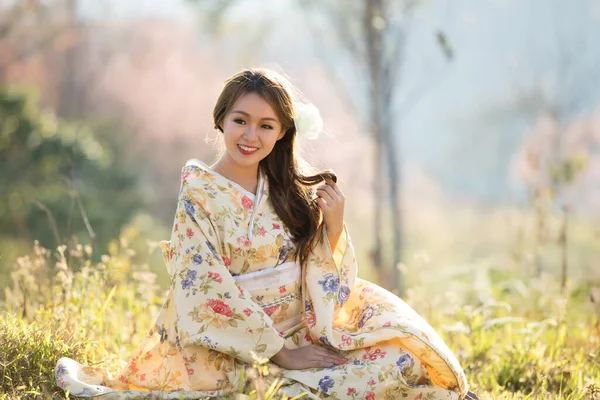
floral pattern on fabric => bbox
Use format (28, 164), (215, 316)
(55, 159), (469, 399)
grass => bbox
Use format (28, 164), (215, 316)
(1, 230), (599, 399)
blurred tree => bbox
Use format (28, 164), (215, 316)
(510, 1), (600, 283)
(299, 0), (436, 295)
(0, 88), (141, 258)
(0, 0), (105, 119)
(0, 0), (73, 82)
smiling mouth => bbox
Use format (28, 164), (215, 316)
(238, 144), (259, 154)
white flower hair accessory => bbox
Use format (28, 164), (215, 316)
(293, 101), (323, 140)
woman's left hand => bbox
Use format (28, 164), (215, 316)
(315, 177), (345, 248)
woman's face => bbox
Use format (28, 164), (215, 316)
(219, 92), (285, 170)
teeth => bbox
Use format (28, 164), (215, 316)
(239, 145), (257, 152)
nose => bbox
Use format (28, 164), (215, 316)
(244, 124), (258, 140)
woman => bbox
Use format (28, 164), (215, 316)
(56, 68), (469, 399)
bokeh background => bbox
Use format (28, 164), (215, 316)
(1, 0), (600, 398)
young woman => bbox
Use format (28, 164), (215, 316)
(56, 68), (470, 399)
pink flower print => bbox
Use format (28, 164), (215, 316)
(181, 171), (191, 184)
(368, 348), (387, 359)
(304, 332), (313, 343)
(383, 321), (391, 328)
(306, 312), (316, 328)
(263, 305), (279, 316)
(347, 388), (356, 396)
(207, 271), (223, 284)
(359, 286), (374, 300)
(367, 379), (376, 386)
(174, 223), (179, 232)
(243, 308), (252, 316)
(140, 373), (146, 381)
(257, 226), (267, 237)
(366, 391), (375, 400)
(186, 228), (194, 238)
(236, 236), (251, 247)
(279, 285), (286, 294)
(363, 348), (381, 361)
(206, 299), (233, 317)
(342, 335), (352, 346)
(222, 256), (231, 267)
(272, 223), (281, 229)
(363, 347), (387, 361)
(241, 195), (253, 210)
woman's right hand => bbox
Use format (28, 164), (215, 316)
(270, 345), (348, 370)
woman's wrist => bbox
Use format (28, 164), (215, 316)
(270, 346), (289, 365)
(326, 225), (343, 252)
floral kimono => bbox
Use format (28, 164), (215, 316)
(56, 159), (469, 399)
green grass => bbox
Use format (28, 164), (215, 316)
(1, 231), (599, 399)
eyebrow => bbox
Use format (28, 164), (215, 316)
(231, 110), (279, 123)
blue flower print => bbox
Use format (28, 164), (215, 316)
(56, 364), (67, 380)
(318, 273), (339, 293)
(319, 336), (332, 346)
(158, 325), (168, 343)
(305, 300), (312, 312)
(181, 269), (197, 290)
(181, 279), (192, 290)
(186, 269), (197, 280)
(357, 304), (377, 329)
(317, 376), (335, 393)
(396, 353), (415, 371)
(183, 198), (196, 222)
(337, 285), (350, 305)
(192, 254), (203, 265)
(278, 241), (293, 262)
(206, 241), (218, 258)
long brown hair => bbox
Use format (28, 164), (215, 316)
(213, 68), (336, 268)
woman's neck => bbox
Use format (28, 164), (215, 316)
(212, 157), (259, 195)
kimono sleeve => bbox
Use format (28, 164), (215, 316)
(167, 183), (285, 365)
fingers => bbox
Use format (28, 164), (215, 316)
(315, 197), (330, 211)
(316, 183), (342, 205)
(310, 346), (347, 365)
(316, 186), (335, 205)
(307, 355), (346, 369)
(320, 182), (340, 199)
(309, 353), (340, 364)
(315, 177), (344, 210)
(324, 177), (344, 197)
(285, 345), (349, 370)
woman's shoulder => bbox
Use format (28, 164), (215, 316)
(178, 158), (219, 193)
(183, 158), (210, 172)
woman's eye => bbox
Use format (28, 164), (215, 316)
(234, 119), (246, 125)
(262, 125), (273, 130)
